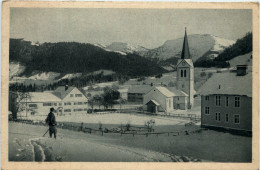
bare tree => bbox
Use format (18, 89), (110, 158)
(10, 91), (31, 119)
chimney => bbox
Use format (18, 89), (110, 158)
(236, 65), (247, 76)
(65, 85), (69, 91)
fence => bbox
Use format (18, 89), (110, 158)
(11, 119), (201, 137)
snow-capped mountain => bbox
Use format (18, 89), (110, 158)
(141, 34), (235, 62)
(105, 42), (148, 54)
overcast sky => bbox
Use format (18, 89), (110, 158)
(10, 8), (252, 48)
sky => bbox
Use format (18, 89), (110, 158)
(10, 8), (252, 49)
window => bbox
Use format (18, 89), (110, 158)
(182, 84), (185, 88)
(70, 94), (74, 97)
(84, 108), (88, 111)
(225, 114), (229, 122)
(64, 102), (71, 105)
(74, 102), (83, 105)
(181, 70), (183, 77)
(29, 104), (37, 108)
(75, 94), (82, 97)
(168, 99), (171, 108)
(59, 103), (62, 106)
(64, 109), (71, 112)
(234, 115), (240, 124)
(205, 107), (210, 115)
(43, 103), (52, 106)
(54, 103), (57, 106)
(226, 96), (229, 107)
(235, 97), (240, 107)
(184, 70), (187, 77)
(215, 113), (220, 121)
(205, 96), (209, 101)
(216, 95), (221, 106)
(74, 109), (83, 112)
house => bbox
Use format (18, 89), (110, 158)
(127, 85), (153, 103)
(143, 86), (188, 113)
(198, 65), (252, 135)
(118, 88), (128, 100)
(18, 86), (88, 116)
(143, 28), (194, 113)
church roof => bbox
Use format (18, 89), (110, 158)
(198, 72), (252, 97)
(181, 28), (191, 59)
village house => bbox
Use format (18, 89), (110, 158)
(15, 86), (88, 116)
(198, 65), (252, 135)
(127, 85), (153, 103)
(143, 28), (195, 113)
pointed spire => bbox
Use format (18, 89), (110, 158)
(181, 28), (191, 59)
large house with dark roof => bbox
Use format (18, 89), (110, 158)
(143, 28), (195, 113)
(18, 86), (88, 116)
(198, 65), (252, 134)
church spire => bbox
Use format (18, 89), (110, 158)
(181, 27), (191, 59)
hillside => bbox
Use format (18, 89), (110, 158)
(9, 39), (166, 78)
(105, 42), (148, 54)
(140, 34), (234, 64)
(194, 32), (252, 68)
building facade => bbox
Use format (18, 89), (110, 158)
(18, 86), (88, 116)
(199, 66), (252, 134)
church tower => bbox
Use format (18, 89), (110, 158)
(176, 28), (194, 109)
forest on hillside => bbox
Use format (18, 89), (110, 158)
(194, 32), (252, 68)
(9, 39), (166, 77)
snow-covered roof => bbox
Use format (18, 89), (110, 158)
(21, 92), (61, 103)
(198, 72), (252, 97)
(167, 87), (188, 96)
(53, 86), (76, 99)
(154, 87), (175, 97)
(128, 85), (153, 94)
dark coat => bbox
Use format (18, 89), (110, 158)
(45, 112), (57, 126)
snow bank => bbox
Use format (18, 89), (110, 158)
(29, 72), (60, 80)
(60, 73), (82, 80)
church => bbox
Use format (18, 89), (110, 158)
(143, 28), (194, 113)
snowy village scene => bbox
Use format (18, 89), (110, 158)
(8, 8), (253, 163)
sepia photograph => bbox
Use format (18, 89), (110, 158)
(1, 1), (259, 170)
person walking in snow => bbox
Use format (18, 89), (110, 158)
(45, 107), (57, 139)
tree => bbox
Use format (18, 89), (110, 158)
(9, 91), (31, 119)
(200, 72), (206, 77)
(102, 86), (120, 109)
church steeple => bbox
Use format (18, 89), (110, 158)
(181, 28), (191, 59)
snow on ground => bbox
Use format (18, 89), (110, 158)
(212, 36), (235, 51)
(9, 62), (26, 78)
(60, 73), (82, 80)
(21, 113), (190, 126)
(29, 72), (60, 80)
(8, 123), (177, 162)
(228, 52), (252, 68)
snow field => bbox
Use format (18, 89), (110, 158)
(21, 113), (189, 126)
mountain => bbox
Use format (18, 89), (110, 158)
(194, 32), (252, 68)
(141, 34), (235, 64)
(105, 42), (148, 54)
(9, 39), (166, 80)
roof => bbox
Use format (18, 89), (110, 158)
(176, 59), (194, 68)
(20, 92), (61, 103)
(128, 85), (153, 94)
(198, 72), (252, 97)
(53, 86), (75, 99)
(145, 100), (160, 106)
(181, 28), (191, 59)
(154, 86), (175, 97)
(167, 87), (188, 96)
